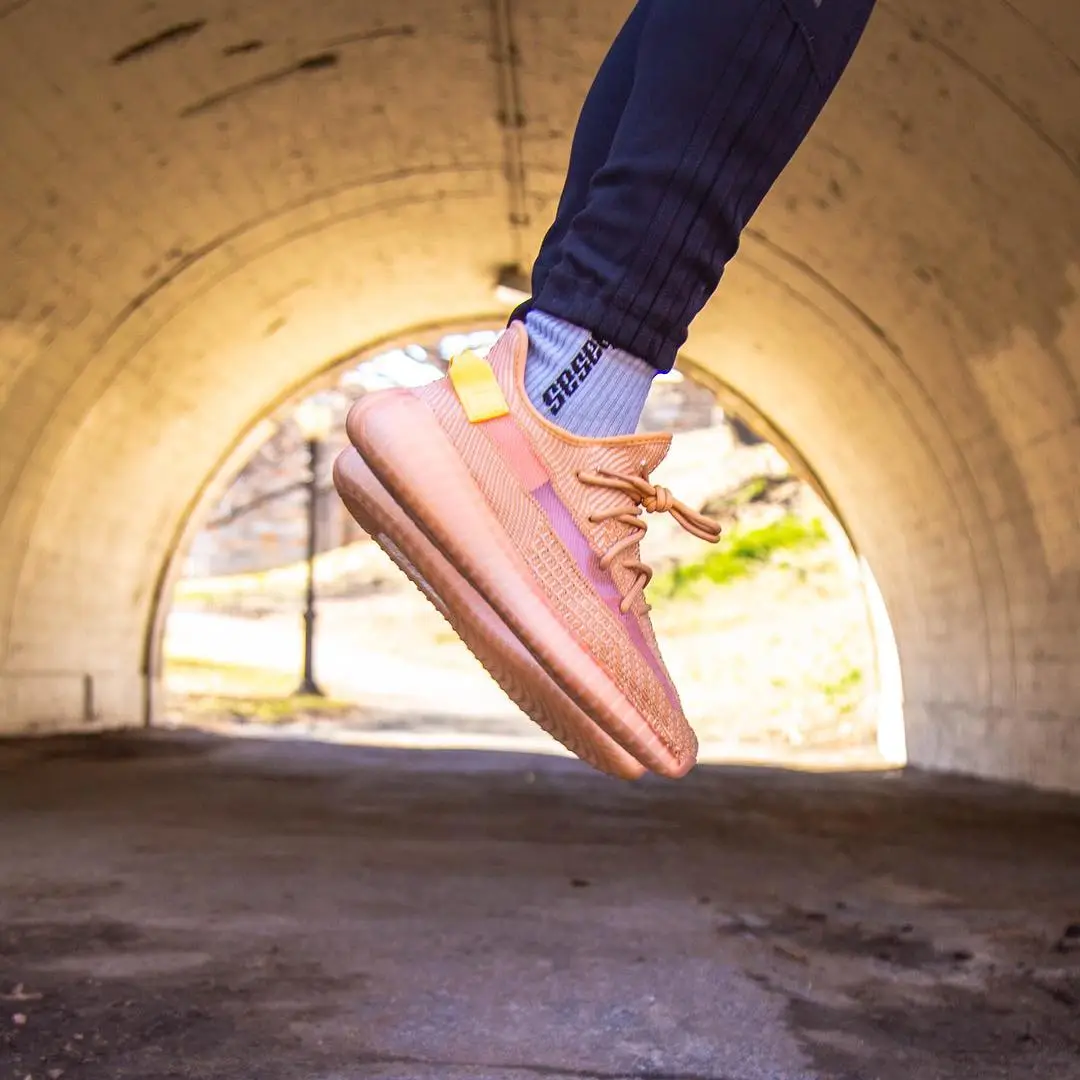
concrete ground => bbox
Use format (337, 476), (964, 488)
(1, 733), (1078, 1080)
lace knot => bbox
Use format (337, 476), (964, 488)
(642, 485), (674, 514)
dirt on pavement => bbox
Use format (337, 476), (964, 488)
(1, 732), (1078, 1079)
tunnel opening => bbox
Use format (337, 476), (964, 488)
(150, 324), (905, 773)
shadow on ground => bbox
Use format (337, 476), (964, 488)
(1, 733), (1078, 1079)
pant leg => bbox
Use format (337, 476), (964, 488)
(511, 0), (652, 324)
(532, 0), (878, 372)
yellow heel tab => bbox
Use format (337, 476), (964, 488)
(448, 349), (510, 423)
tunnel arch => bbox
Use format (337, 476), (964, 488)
(147, 316), (905, 762)
(0, 0), (1077, 789)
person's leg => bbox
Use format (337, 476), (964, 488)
(525, 0), (878, 437)
(511, 0), (652, 324)
(339, 0), (880, 780)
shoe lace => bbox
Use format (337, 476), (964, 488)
(576, 467), (722, 613)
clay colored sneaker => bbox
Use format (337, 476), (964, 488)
(333, 448), (645, 780)
(343, 322), (721, 778)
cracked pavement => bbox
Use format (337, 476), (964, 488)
(1, 732), (1078, 1079)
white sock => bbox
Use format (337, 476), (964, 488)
(522, 310), (656, 438)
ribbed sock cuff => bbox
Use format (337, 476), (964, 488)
(522, 310), (657, 438)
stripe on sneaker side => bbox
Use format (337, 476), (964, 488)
(479, 413), (681, 710)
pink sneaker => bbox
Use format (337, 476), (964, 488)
(341, 323), (721, 778)
(333, 449), (645, 780)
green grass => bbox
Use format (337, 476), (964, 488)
(167, 656), (296, 694)
(168, 656), (277, 675)
(649, 515), (828, 602)
(727, 475), (770, 505)
(181, 693), (355, 724)
(819, 665), (864, 715)
(165, 657), (354, 723)
(173, 541), (391, 611)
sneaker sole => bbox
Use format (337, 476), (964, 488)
(332, 448), (646, 780)
(345, 391), (695, 779)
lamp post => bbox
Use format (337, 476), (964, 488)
(292, 394), (335, 698)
